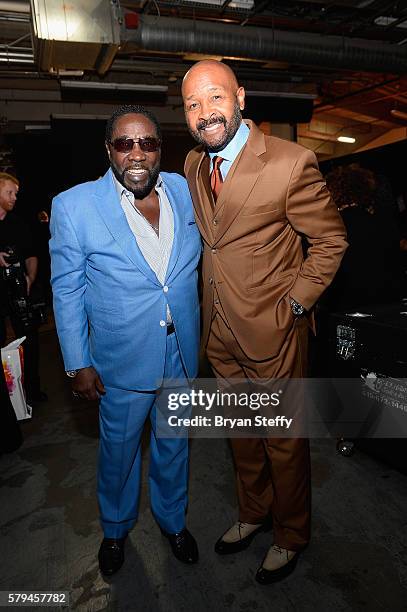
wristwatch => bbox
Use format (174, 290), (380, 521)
(66, 370), (79, 378)
(290, 298), (306, 317)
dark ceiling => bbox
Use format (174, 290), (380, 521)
(0, 0), (406, 160)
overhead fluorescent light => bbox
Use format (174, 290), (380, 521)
(337, 136), (356, 144)
(25, 124), (51, 130)
(50, 69), (84, 77)
(60, 80), (168, 92)
(390, 109), (407, 121)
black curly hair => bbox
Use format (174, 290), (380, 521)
(325, 163), (377, 213)
(105, 105), (162, 144)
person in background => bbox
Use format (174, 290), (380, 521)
(35, 209), (52, 303)
(0, 172), (47, 405)
(323, 163), (404, 311)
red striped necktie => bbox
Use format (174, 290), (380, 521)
(210, 156), (224, 202)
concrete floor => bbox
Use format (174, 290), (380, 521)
(1, 329), (407, 612)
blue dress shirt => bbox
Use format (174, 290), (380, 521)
(209, 121), (250, 180)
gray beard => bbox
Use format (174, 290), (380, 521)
(188, 102), (242, 153)
(111, 163), (160, 199)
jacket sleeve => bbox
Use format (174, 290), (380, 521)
(49, 195), (92, 371)
(286, 149), (348, 310)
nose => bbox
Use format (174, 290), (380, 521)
(128, 142), (146, 161)
(198, 100), (214, 121)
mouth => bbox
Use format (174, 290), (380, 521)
(201, 122), (224, 133)
(125, 167), (148, 180)
(198, 116), (226, 134)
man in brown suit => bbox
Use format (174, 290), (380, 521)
(182, 60), (347, 584)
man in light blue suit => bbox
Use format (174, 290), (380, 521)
(50, 105), (201, 576)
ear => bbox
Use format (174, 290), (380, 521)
(237, 86), (245, 111)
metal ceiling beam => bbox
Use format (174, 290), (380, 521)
(314, 76), (400, 110)
(0, 1), (29, 12)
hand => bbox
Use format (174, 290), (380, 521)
(0, 252), (11, 268)
(72, 366), (106, 401)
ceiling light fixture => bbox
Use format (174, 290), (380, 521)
(390, 109), (407, 121)
(337, 136), (356, 144)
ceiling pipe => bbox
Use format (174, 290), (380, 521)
(124, 15), (407, 75)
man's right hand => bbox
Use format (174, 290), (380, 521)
(0, 252), (10, 267)
(72, 366), (106, 401)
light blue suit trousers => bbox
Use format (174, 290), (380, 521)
(98, 332), (188, 538)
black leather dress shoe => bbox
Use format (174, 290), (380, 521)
(161, 528), (199, 564)
(255, 551), (300, 584)
(98, 537), (126, 576)
(214, 520), (272, 555)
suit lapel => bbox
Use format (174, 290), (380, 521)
(164, 178), (185, 282)
(93, 170), (159, 285)
(187, 151), (213, 242)
(214, 121), (266, 244)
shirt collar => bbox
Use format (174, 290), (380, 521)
(208, 121), (250, 165)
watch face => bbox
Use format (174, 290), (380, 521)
(66, 370), (77, 378)
(291, 300), (304, 316)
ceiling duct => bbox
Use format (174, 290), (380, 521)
(124, 15), (407, 75)
(176, 0), (254, 9)
(30, 0), (121, 75)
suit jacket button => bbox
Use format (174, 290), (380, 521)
(211, 248), (217, 254)
(209, 277), (213, 284)
(213, 219), (218, 225)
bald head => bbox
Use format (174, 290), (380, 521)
(182, 60), (240, 95)
(182, 60), (245, 152)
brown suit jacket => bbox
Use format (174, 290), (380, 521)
(185, 120), (348, 361)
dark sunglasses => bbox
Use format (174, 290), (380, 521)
(109, 137), (161, 153)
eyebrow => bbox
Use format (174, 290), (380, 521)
(112, 133), (157, 139)
(185, 86), (225, 101)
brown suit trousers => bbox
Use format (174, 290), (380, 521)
(207, 313), (311, 551)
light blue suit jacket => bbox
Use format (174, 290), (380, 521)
(50, 169), (201, 391)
